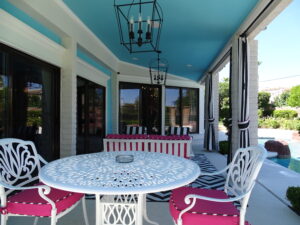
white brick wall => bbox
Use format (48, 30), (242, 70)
(231, 37), (240, 153)
(248, 40), (258, 145)
(60, 38), (77, 158)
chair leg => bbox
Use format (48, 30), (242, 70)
(1, 214), (8, 225)
(33, 217), (39, 225)
(50, 216), (57, 225)
(82, 197), (90, 225)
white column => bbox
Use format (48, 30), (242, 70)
(111, 71), (119, 134)
(231, 36), (240, 154)
(60, 37), (77, 157)
(161, 85), (166, 135)
(248, 39), (259, 145)
(199, 85), (205, 136)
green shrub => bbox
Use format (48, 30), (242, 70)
(296, 123), (300, 134)
(258, 117), (300, 130)
(265, 118), (280, 129)
(286, 186), (300, 212)
(219, 141), (229, 155)
(258, 118), (264, 128)
(258, 109), (263, 118)
(273, 109), (298, 119)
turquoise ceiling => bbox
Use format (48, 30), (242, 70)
(63, 0), (259, 81)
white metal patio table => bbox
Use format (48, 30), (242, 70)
(39, 151), (200, 225)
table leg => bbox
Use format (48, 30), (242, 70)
(95, 194), (100, 225)
(141, 194), (159, 225)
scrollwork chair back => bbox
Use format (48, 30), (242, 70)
(224, 146), (266, 205)
(0, 138), (43, 193)
(170, 146), (267, 225)
(0, 138), (89, 225)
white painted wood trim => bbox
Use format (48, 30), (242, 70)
(0, 9), (65, 67)
(118, 74), (201, 89)
(111, 72), (119, 134)
(118, 61), (201, 88)
(8, 0), (119, 71)
(161, 85), (166, 135)
(76, 58), (110, 87)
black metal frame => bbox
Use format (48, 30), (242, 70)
(119, 82), (162, 134)
(114, 0), (163, 53)
(0, 43), (60, 161)
(165, 86), (200, 134)
(149, 51), (168, 85)
(76, 76), (106, 154)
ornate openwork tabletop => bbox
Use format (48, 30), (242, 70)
(39, 151), (200, 195)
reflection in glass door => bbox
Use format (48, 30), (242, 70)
(77, 77), (105, 154)
(0, 44), (60, 161)
(119, 82), (161, 134)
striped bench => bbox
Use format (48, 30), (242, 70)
(103, 134), (192, 158)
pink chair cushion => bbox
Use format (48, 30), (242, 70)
(169, 187), (250, 225)
(5, 183), (84, 217)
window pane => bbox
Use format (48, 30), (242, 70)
(120, 88), (141, 133)
(142, 86), (161, 134)
(119, 83), (162, 134)
(165, 88), (180, 129)
(182, 88), (198, 132)
(77, 78), (105, 154)
(11, 58), (59, 161)
(0, 52), (9, 138)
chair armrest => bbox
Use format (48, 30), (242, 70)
(184, 190), (251, 204)
(200, 163), (231, 176)
(0, 180), (50, 193)
(177, 184), (255, 225)
(38, 154), (48, 165)
(0, 180), (56, 211)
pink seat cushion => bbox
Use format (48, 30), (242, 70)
(169, 187), (250, 225)
(6, 183), (84, 217)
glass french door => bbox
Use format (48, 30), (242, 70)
(0, 44), (60, 161)
(77, 77), (105, 154)
(119, 82), (161, 134)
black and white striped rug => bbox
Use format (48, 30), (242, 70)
(146, 154), (226, 202)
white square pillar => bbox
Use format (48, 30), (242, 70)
(60, 37), (77, 158)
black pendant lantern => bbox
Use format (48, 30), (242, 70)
(114, 0), (163, 53)
(149, 51), (168, 85)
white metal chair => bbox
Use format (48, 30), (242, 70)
(0, 138), (89, 225)
(169, 146), (267, 225)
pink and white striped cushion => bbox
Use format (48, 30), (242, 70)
(3, 183), (83, 217)
(169, 187), (251, 225)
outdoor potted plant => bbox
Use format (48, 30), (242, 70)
(286, 186), (300, 215)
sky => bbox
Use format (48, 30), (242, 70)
(219, 0), (300, 87)
(256, 0), (300, 82)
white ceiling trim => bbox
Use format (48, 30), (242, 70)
(0, 9), (65, 67)
(8, 0), (119, 72)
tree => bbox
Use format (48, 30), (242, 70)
(288, 85), (300, 107)
(219, 78), (230, 120)
(274, 90), (290, 107)
(219, 78), (231, 133)
(258, 92), (275, 117)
